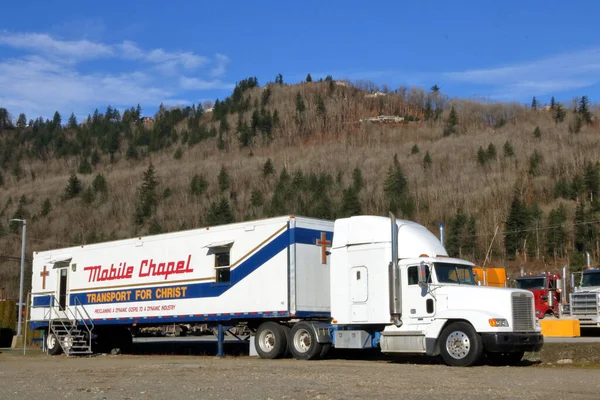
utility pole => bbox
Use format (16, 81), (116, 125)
(9, 218), (26, 337)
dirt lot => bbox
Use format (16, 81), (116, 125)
(1, 348), (600, 400)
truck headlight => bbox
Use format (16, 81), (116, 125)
(488, 318), (509, 327)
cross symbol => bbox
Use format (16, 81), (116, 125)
(316, 232), (331, 264)
(40, 265), (49, 290)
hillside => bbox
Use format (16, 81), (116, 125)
(1, 77), (599, 297)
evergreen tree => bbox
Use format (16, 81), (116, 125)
(504, 189), (530, 259)
(91, 150), (101, 166)
(296, 93), (306, 113)
(352, 168), (364, 192)
(173, 148), (183, 160)
(571, 174), (586, 201)
(78, 158), (92, 174)
(263, 158), (275, 177)
(578, 95), (593, 125)
(206, 198), (234, 225)
(423, 99), (433, 121)
(423, 151), (432, 169)
(486, 143), (497, 160)
(190, 174), (208, 195)
(384, 154), (414, 218)
(306, 73), (313, 82)
(275, 73), (284, 85)
(584, 162), (600, 202)
(68, 113), (78, 129)
(553, 177), (572, 199)
(503, 141), (514, 158)
(340, 187), (361, 217)
(411, 144), (420, 154)
(533, 126), (541, 138)
(92, 174), (108, 198)
(218, 166), (230, 192)
(63, 173), (83, 200)
(16, 113), (27, 129)
(553, 103), (566, 123)
(528, 151), (543, 176)
(316, 94), (326, 118)
(545, 204), (567, 259)
(446, 209), (477, 258)
(550, 96), (556, 109)
(531, 96), (538, 110)
(40, 198), (52, 217)
(250, 189), (264, 207)
(477, 146), (488, 166)
(443, 105), (458, 136)
(134, 164), (159, 225)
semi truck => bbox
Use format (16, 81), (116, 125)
(515, 273), (561, 319)
(569, 268), (600, 327)
(29, 214), (542, 366)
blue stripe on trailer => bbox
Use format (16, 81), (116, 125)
(33, 295), (52, 306)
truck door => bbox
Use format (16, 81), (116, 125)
(404, 264), (436, 322)
(350, 266), (368, 322)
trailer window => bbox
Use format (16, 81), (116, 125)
(215, 251), (231, 283)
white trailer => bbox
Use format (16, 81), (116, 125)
(30, 214), (543, 366)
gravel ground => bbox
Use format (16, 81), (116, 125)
(1, 351), (600, 400)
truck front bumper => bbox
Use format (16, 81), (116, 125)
(481, 332), (543, 353)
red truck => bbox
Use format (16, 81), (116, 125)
(515, 273), (561, 319)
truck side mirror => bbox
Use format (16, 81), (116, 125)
(418, 262), (429, 288)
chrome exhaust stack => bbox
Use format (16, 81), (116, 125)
(388, 212), (402, 327)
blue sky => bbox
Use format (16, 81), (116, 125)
(1, 0), (599, 119)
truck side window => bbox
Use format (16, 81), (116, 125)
(408, 266), (418, 285)
(215, 251), (231, 283)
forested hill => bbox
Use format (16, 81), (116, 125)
(0, 75), (599, 297)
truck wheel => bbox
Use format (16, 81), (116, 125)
(255, 322), (288, 359)
(289, 321), (322, 360)
(439, 322), (483, 367)
(46, 332), (63, 355)
(486, 351), (524, 366)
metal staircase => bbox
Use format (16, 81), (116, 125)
(45, 295), (95, 356)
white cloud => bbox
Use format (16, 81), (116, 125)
(180, 76), (234, 90)
(210, 53), (230, 77)
(0, 31), (232, 119)
(443, 47), (600, 99)
(0, 31), (114, 62)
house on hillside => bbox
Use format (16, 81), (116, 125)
(141, 116), (154, 124)
(365, 91), (387, 98)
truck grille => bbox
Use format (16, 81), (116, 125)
(571, 293), (599, 315)
(512, 293), (534, 331)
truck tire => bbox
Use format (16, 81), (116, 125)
(439, 322), (483, 367)
(486, 351), (524, 366)
(289, 321), (322, 360)
(46, 332), (62, 355)
(255, 322), (288, 359)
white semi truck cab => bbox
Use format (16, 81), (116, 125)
(570, 269), (600, 327)
(324, 215), (543, 366)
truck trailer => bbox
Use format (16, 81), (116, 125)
(29, 214), (543, 366)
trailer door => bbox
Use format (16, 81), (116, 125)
(58, 268), (68, 309)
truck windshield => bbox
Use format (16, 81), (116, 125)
(434, 263), (476, 285)
(581, 272), (600, 287)
(515, 278), (545, 289)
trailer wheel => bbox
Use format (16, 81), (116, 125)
(255, 322), (288, 359)
(289, 321), (322, 360)
(46, 332), (62, 355)
(486, 351), (524, 366)
(439, 322), (483, 367)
